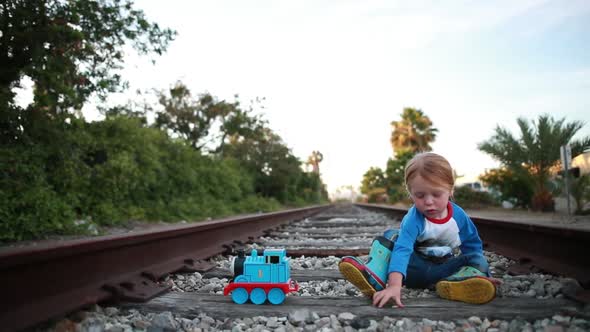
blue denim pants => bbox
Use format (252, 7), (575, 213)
(404, 251), (490, 288)
(383, 229), (490, 289)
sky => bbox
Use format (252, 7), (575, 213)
(82, 0), (590, 197)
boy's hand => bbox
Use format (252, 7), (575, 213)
(372, 284), (404, 308)
(373, 272), (404, 308)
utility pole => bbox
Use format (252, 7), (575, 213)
(560, 144), (572, 216)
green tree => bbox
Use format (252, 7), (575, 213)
(361, 167), (386, 195)
(478, 115), (590, 211)
(217, 97), (267, 155)
(384, 150), (414, 202)
(390, 108), (438, 155)
(154, 83), (226, 150)
(1, 0), (175, 114)
(153, 83), (268, 153)
(224, 126), (306, 204)
(379, 108), (438, 203)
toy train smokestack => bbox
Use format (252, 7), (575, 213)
(231, 249), (246, 277)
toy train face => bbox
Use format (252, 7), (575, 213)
(224, 248), (299, 305)
(231, 248), (291, 283)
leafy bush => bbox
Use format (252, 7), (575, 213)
(559, 174), (590, 215)
(0, 114), (325, 242)
(479, 168), (533, 208)
(234, 195), (281, 214)
(453, 186), (498, 209)
(367, 188), (388, 203)
(531, 188), (555, 212)
(0, 145), (78, 242)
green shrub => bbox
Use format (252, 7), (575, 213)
(1, 114), (326, 242)
(367, 187), (388, 203)
(453, 186), (498, 209)
(0, 144), (80, 242)
(479, 168), (533, 208)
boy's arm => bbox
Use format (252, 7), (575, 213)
(388, 210), (421, 277)
(375, 209), (421, 308)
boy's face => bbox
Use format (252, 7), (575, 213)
(407, 175), (452, 220)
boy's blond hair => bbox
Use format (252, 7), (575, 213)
(405, 152), (454, 192)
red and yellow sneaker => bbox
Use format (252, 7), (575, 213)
(435, 266), (498, 304)
(338, 256), (378, 298)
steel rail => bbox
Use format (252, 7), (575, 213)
(355, 203), (590, 291)
(0, 205), (329, 332)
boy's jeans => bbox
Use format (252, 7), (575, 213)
(384, 229), (490, 288)
(404, 251), (490, 288)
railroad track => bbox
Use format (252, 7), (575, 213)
(0, 206), (327, 332)
(2, 204), (589, 331)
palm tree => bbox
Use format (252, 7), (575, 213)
(307, 150), (323, 174)
(478, 114), (590, 211)
(390, 108), (438, 155)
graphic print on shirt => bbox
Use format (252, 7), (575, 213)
(415, 217), (461, 257)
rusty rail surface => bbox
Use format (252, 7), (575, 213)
(0, 205), (329, 332)
(355, 203), (590, 291)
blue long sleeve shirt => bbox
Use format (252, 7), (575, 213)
(388, 201), (484, 278)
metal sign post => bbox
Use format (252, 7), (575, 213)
(560, 144), (572, 215)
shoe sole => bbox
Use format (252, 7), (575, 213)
(436, 277), (496, 304)
(339, 261), (376, 298)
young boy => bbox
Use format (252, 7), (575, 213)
(339, 152), (497, 307)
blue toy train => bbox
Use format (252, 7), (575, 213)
(223, 248), (299, 304)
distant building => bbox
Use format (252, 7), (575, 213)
(572, 151), (590, 176)
(458, 181), (487, 192)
